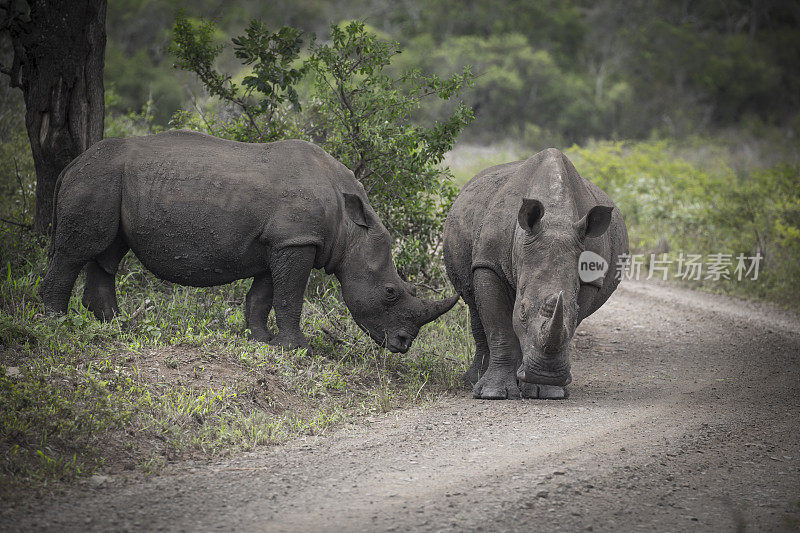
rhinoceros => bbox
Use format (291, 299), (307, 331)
(40, 130), (458, 352)
(443, 148), (629, 399)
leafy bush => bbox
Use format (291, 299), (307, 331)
(170, 17), (474, 281)
(171, 16), (307, 142)
(566, 140), (800, 307)
(401, 32), (630, 145)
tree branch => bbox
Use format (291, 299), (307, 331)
(191, 95), (216, 134)
(14, 157), (27, 215)
(0, 217), (32, 229)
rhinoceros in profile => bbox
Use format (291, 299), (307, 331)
(443, 148), (629, 399)
(41, 130), (458, 351)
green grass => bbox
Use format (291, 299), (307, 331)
(444, 142), (525, 187)
(0, 230), (472, 499)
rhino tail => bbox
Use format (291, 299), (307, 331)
(47, 158), (75, 262)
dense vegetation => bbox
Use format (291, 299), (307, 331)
(99, 0), (800, 144)
(0, 0), (798, 495)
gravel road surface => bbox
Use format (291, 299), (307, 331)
(3, 280), (799, 532)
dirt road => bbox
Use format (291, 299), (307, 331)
(4, 280), (800, 532)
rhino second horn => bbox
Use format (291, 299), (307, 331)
(417, 294), (460, 326)
(542, 291), (567, 353)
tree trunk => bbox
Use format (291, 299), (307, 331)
(4, 0), (107, 234)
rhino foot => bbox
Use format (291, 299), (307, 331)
(248, 329), (274, 343)
(473, 367), (521, 400)
(520, 382), (569, 400)
(269, 332), (309, 351)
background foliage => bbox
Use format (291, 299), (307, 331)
(96, 0), (800, 144)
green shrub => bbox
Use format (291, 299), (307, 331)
(566, 140), (800, 308)
(170, 17), (474, 282)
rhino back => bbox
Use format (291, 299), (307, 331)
(116, 130), (348, 285)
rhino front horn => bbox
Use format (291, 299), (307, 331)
(417, 294), (460, 326)
(541, 291), (567, 353)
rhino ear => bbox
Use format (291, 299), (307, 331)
(518, 198), (545, 233)
(344, 193), (371, 228)
(575, 205), (613, 239)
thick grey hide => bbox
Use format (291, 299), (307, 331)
(40, 130), (458, 352)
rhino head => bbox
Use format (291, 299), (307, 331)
(511, 198), (613, 386)
(336, 193), (459, 353)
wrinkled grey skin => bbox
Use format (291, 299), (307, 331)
(41, 130), (458, 352)
(444, 148), (629, 399)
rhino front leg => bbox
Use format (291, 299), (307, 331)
(246, 272), (274, 342)
(268, 245), (315, 350)
(472, 268), (522, 400)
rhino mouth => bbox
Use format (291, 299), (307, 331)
(517, 363), (572, 386)
(354, 320), (410, 354)
(377, 333), (409, 354)
(387, 343), (408, 354)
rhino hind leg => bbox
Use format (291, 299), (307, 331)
(267, 245), (316, 351)
(40, 254), (86, 314)
(246, 271), (274, 342)
(82, 234), (129, 321)
(463, 302), (490, 388)
(42, 168), (123, 318)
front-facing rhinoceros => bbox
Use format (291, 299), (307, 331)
(41, 130), (458, 352)
(443, 148), (629, 399)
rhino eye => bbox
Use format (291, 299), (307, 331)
(385, 285), (399, 301)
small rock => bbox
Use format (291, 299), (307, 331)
(89, 474), (110, 487)
(536, 490), (549, 498)
(6, 366), (20, 377)
(553, 470), (566, 475)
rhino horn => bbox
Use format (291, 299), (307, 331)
(542, 291), (567, 353)
(417, 294), (460, 326)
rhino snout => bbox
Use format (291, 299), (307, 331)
(388, 331), (413, 354)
